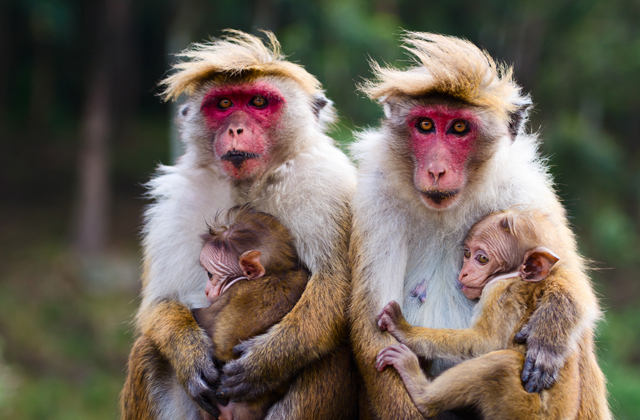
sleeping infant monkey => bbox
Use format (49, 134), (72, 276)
(376, 208), (610, 420)
(191, 206), (309, 420)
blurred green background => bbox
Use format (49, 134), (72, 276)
(1, 0), (639, 418)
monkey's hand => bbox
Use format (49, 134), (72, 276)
(140, 300), (221, 415)
(375, 344), (419, 376)
(515, 324), (563, 393)
(176, 343), (221, 415)
(173, 337), (221, 413)
(377, 300), (411, 342)
(375, 344), (432, 417)
(217, 335), (287, 401)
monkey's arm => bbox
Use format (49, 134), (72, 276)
(378, 287), (520, 363)
(352, 296), (425, 419)
(137, 299), (219, 415)
(517, 267), (599, 393)
(218, 205), (353, 401)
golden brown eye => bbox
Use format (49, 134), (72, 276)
(218, 98), (233, 109)
(476, 254), (489, 264)
(416, 118), (434, 133)
(450, 120), (469, 135)
(463, 248), (471, 259)
(250, 95), (267, 108)
(207, 271), (213, 279)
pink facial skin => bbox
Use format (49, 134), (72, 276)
(458, 240), (502, 300)
(407, 105), (480, 210)
(200, 243), (241, 303)
(200, 82), (286, 180)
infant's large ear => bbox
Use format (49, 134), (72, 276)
(239, 250), (266, 279)
(520, 247), (559, 282)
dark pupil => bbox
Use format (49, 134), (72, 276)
(253, 96), (266, 106)
(418, 119), (433, 132)
(219, 99), (231, 109)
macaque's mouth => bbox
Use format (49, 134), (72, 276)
(460, 285), (483, 300)
(421, 189), (460, 205)
(221, 150), (261, 169)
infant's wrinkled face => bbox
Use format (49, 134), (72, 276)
(200, 243), (241, 302)
(459, 215), (520, 300)
(458, 239), (503, 299)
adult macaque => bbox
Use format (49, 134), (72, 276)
(120, 31), (357, 419)
(376, 209), (611, 419)
(191, 206), (309, 420)
(349, 32), (601, 419)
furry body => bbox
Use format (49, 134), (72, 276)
(349, 33), (601, 419)
(120, 31), (358, 420)
(193, 241), (310, 419)
(375, 209), (610, 419)
(377, 276), (610, 419)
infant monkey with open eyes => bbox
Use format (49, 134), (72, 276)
(376, 208), (611, 420)
(191, 206), (309, 420)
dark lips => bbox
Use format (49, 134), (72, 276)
(422, 189), (460, 205)
(221, 150), (260, 169)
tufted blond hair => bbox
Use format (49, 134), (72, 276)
(160, 30), (323, 101)
(360, 32), (529, 122)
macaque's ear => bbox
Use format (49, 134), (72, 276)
(520, 247), (559, 282)
(311, 94), (329, 118)
(311, 93), (336, 128)
(179, 103), (190, 117)
(239, 250), (266, 279)
(507, 100), (532, 141)
(381, 99), (402, 120)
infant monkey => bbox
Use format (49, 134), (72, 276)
(191, 206), (309, 420)
(376, 209), (610, 420)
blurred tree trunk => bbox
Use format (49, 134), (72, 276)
(74, 0), (132, 256)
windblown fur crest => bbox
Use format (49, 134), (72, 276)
(161, 30), (323, 100)
(122, 29), (358, 420)
(360, 32), (529, 123)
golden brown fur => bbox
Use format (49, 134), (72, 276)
(359, 32), (525, 123)
(121, 30), (358, 420)
(376, 209), (610, 419)
(350, 32), (601, 420)
(161, 30), (323, 100)
(191, 207), (310, 419)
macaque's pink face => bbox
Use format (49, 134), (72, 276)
(407, 105), (480, 210)
(458, 239), (504, 300)
(200, 81), (286, 180)
(200, 243), (242, 303)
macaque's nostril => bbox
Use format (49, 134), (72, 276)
(237, 128), (244, 134)
(430, 169), (446, 182)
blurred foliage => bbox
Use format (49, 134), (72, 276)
(1, 0), (639, 418)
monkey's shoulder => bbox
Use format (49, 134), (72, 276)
(480, 277), (546, 323)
